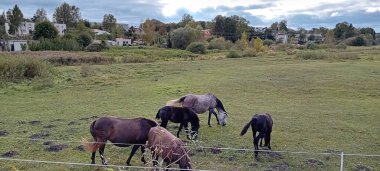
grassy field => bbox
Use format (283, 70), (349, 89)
(0, 46), (379, 170)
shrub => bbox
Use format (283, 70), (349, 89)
(77, 33), (93, 48)
(85, 42), (108, 52)
(296, 51), (328, 60)
(186, 42), (206, 54)
(208, 37), (228, 50)
(263, 39), (274, 46)
(336, 42), (347, 49)
(0, 57), (53, 82)
(33, 21), (58, 40)
(170, 27), (201, 49)
(45, 56), (115, 66)
(242, 48), (257, 57)
(226, 50), (242, 58)
(253, 38), (264, 52)
(305, 41), (318, 50)
(346, 36), (368, 46)
(28, 38), (81, 51)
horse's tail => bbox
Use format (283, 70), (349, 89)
(166, 96), (186, 107)
(82, 120), (101, 152)
(155, 109), (161, 119)
(240, 118), (254, 136)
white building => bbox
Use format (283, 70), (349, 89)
(7, 40), (28, 52)
(92, 29), (111, 35)
(54, 23), (66, 36)
(115, 38), (131, 46)
(275, 33), (288, 44)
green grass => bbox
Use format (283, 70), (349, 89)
(0, 46), (380, 170)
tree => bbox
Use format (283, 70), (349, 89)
(114, 25), (126, 38)
(212, 15), (225, 37)
(279, 20), (288, 32)
(178, 14), (194, 28)
(170, 27), (201, 49)
(0, 13), (9, 51)
(31, 8), (48, 23)
(53, 2), (81, 28)
(7, 5), (24, 35)
(240, 31), (248, 50)
(360, 27), (376, 40)
(324, 30), (335, 47)
(102, 14), (116, 33)
(33, 21), (58, 39)
(141, 19), (156, 45)
(333, 22), (356, 40)
(270, 22), (279, 31)
(76, 33), (92, 48)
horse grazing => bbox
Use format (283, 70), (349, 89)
(147, 127), (192, 170)
(82, 117), (158, 165)
(240, 113), (273, 159)
(166, 93), (228, 127)
(156, 106), (200, 140)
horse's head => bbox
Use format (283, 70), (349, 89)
(218, 111), (228, 126)
(187, 124), (199, 140)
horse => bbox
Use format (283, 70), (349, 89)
(156, 106), (200, 140)
(82, 116), (158, 165)
(147, 127), (192, 170)
(166, 93), (228, 127)
(240, 112), (273, 159)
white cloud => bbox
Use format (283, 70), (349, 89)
(366, 7), (380, 13)
(330, 12), (340, 17)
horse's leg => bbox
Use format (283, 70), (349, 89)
(126, 145), (140, 166)
(140, 145), (146, 164)
(160, 119), (168, 128)
(254, 133), (264, 159)
(91, 151), (96, 164)
(184, 122), (189, 134)
(99, 142), (107, 165)
(210, 109), (220, 125)
(266, 133), (271, 150)
(177, 123), (184, 138)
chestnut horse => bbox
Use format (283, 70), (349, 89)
(82, 116), (157, 165)
(147, 127), (192, 170)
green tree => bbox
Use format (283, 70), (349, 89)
(31, 8), (48, 23)
(170, 27), (201, 49)
(53, 2), (81, 28)
(141, 19), (156, 45)
(360, 27), (376, 40)
(7, 5), (24, 35)
(102, 14), (116, 33)
(33, 21), (58, 39)
(76, 33), (92, 48)
(279, 20), (288, 32)
(333, 22), (356, 40)
(178, 14), (194, 28)
(114, 25), (126, 38)
(0, 13), (9, 51)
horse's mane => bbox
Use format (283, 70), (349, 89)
(215, 97), (226, 112)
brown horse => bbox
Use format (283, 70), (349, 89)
(147, 127), (192, 170)
(82, 116), (158, 165)
(240, 112), (273, 159)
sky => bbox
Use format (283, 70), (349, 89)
(1, 0), (380, 31)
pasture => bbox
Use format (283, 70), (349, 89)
(0, 46), (379, 170)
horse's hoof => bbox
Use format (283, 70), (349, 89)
(91, 161), (95, 164)
(208, 125), (212, 127)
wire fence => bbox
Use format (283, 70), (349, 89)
(0, 136), (379, 170)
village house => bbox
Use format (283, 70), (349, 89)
(115, 38), (132, 46)
(201, 29), (212, 40)
(5, 22), (66, 37)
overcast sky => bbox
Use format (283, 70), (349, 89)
(1, 0), (380, 31)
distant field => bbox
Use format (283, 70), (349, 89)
(0, 46), (379, 170)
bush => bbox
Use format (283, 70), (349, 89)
(85, 42), (108, 52)
(77, 33), (93, 48)
(170, 27), (201, 49)
(336, 42), (347, 49)
(0, 57), (53, 82)
(28, 38), (81, 51)
(242, 48), (257, 57)
(208, 37), (228, 50)
(226, 50), (242, 58)
(186, 42), (206, 54)
(305, 41), (318, 50)
(346, 36), (368, 46)
(296, 51), (328, 60)
(253, 38), (264, 52)
(45, 56), (115, 66)
(33, 21), (58, 40)
(263, 39), (274, 46)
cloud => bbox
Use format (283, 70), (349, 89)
(330, 12), (340, 17)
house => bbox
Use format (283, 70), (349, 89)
(275, 32), (288, 44)
(201, 29), (212, 40)
(92, 29), (111, 35)
(6, 40), (28, 52)
(115, 38), (132, 46)
(54, 23), (66, 36)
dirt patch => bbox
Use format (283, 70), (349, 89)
(43, 125), (56, 128)
(259, 147), (283, 159)
(68, 121), (81, 125)
(43, 141), (54, 145)
(354, 164), (372, 171)
(306, 158), (324, 167)
(51, 119), (64, 122)
(30, 133), (50, 139)
(74, 145), (85, 152)
(0, 130), (8, 136)
(210, 147), (222, 154)
(29, 120), (41, 125)
(17, 121), (26, 124)
(1, 151), (18, 158)
(270, 163), (290, 171)
(46, 144), (68, 152)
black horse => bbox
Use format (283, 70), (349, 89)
(82, 117), (158, 165)
(240, 113), (273, 159)
(156, 106), (200, 140)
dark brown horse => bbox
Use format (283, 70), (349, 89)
(147, 127), (192, 170)
(82, 116), (158, 165)
(240, 112), (273, 159)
